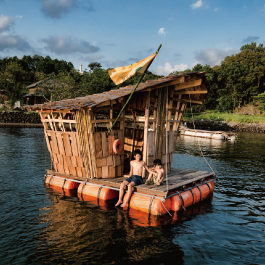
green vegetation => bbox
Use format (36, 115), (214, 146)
(1, 42), (265, 118)
(171, 42), (265, 114)
(183, 110), (265, 124)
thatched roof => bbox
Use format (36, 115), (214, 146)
(26, 72), (210, 111)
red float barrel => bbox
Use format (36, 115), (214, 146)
(45, 175), (79, 190)
(123, 193), (171, 216)
(171, 180), (215, 211)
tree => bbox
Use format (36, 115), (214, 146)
(0, 62), (27, 106)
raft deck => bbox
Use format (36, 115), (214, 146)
(47, 168), (216, 197)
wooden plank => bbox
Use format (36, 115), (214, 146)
(114, 155), (121, 166)
(50, 131), (59, 154)
(70, 132), (79, 157)
(65, 156), (72, 167)
(56, 131), (65, 155)
(97, 167), (102, 178)
(69, 167), (77, 177)
(76, 167), (83, 178)
(177, 90), (208, 94)
(102, 166), (109, 178)
(174, 79), (202, 91)
(63, 156), (70, 175)
(71, 156), (77, 167)
(96, 157), (107, 167)
(102, 133), (109, 157)
(107, 155), (114, 166)
(108, 166), (116, 178)
(63, 133), (72, 156)
(108, 134), (115, 155)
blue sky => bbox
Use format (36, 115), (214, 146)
(0, 0), (265, 76)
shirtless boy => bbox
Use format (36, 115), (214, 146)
(115, 149), (150, 207)
(145, 159), (164, 186)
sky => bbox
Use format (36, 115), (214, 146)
(0, 0), (265, 76)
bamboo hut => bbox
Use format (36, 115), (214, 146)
(27, 72), (210, 180)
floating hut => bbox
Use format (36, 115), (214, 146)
(27, 72), (215, 215)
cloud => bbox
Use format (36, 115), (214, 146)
(41, 0), (78, 18)
(242, 36), (260, 43)
(158, 28), (166, 36)
(214, 8), (219, 12)
(41, 36), (100, 54)
(0, 32), (31, 51)
(0, 14), (15, 32)
(195, 48), (236, 66)
(41, 0), (94, 18)
(191, 0), (203, 9)
(79, 54), (104, 63)
(156, 62), (188, 76)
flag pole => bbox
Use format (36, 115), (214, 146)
(107, 44), (162, 137)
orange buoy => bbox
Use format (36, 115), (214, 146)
(77, 183), (118, 201)
(171, 180), (215, 211)
(113, 139), (123, 154)
(122, 193), (171, 216)
(45, 175), (79, 190)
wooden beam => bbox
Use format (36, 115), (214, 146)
(177, 90), (208, 94)
(174, 79), (202, 91)
(142, 91), (150, 178)
(182, 99), (203, 104)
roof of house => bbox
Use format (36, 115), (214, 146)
(26, 72), (210, 111)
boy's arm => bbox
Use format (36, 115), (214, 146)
(129, 161), (133, 177)
(143, 162), (152, 173)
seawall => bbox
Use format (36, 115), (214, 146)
(185, 120), (265, 133)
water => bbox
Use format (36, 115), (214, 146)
(0, 127), (264, 264)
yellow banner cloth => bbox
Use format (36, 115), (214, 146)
(108, 53), (157, 85)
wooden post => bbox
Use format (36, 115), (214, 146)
(156, 88), (167, 160)
(142, 91), (150, 178)
(131, 111), (136, 160)
(173, 94), (182, 131)
(166, 86), (174, 131)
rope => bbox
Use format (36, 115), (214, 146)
(148, 195), (155, 214)
(161, 200), (172, 217)
(197, 185), (202, 202)
(165, 86), (169, 193)
(97, 185), (104, 204)
(188, 93), (216, 174)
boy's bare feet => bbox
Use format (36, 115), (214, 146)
(115, 200), (122, 207)
(120, 202), (127, 207)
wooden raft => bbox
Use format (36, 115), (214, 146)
(47, 167), (215, 197)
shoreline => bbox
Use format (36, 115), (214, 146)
(185, 120), (265, 133)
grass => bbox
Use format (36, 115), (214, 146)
(183, 110), (265, 124)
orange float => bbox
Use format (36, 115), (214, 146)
(171, 180), (214, 211)
(113, 139), (123, 154)
(122, 192), (171, 216)
(77, 183), (119, 201)
(45, 175), (80, 190)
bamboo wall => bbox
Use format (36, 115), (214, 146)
(40, 111), (86, 178)
(93, 131), (124, 178)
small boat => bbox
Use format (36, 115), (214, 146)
(179, 126), (237, 141)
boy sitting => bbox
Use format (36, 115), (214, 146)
(145, 159), (164, 186)
(115, 149), (150, 207)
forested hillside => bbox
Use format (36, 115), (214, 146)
(171, 42), (265, 112)
(1, 42), (265, 112)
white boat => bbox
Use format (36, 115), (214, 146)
(179, 126), (237, 141)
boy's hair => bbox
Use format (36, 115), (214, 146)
(133, 149), (142, 158)
(153, 159), (162, 166)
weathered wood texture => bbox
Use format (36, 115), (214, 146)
(47, 167), (215, 197)
(45, 130), (85, 178)
(93, 130), (124, 179)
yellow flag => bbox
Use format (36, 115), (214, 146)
(108, 53), (157, 85)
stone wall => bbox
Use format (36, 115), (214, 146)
(0, 111), (41, 124)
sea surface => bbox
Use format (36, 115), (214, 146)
(0, 127), (264, 264)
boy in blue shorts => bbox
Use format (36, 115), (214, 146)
(115, 149), (150, 207)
